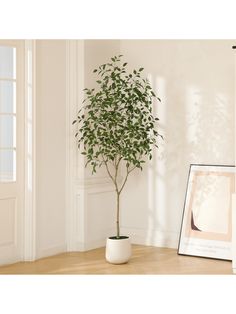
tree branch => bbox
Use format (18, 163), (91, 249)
(102, 155), (116, 187)
(128, 165), (137, 174)
(118, 167), (129, 195)
(114, 156), (122, 182)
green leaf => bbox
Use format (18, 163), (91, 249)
(75, 55), (162, 185)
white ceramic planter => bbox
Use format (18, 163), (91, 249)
(105, 236), (132, 264)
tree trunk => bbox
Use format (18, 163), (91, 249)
(116, 191), (120, 238)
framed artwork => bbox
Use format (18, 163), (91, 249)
(178, 164), (235, 260)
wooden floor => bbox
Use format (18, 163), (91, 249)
(0, 245), (233, 275)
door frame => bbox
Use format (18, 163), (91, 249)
(0, 40), (25, 264)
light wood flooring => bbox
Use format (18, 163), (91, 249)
(0, 245), (233, 275)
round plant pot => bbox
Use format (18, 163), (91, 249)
(105, 236), (131, 264)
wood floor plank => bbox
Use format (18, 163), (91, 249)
(0, 245), (233, 274)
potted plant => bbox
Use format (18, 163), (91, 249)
(73, 55), (162, 264)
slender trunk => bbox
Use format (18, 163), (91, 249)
(116, 190), (120, 238)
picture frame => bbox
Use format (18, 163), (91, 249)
(178, 164), (235, 261)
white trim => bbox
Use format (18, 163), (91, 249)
(121, 227), (179, 249)
(74, 235), (113, 252)
(37, 244), (67, 260)
(0, 40), (25, 263)
(23, 40), (36, 261)
(76, 176), (115, 188)
(13, 40), (24, 261)
(232, 195), (236, 272)
(0, 256), (22, 267)
(77, 184), (115, 195)
(83, 239), (106, 251)
(233, 48), (236, 273)
(65, 40), (85, 251)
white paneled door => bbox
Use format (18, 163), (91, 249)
(0, 41), (24, 265)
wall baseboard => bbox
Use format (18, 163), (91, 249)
(34, 228), (179, 259)
(72, 228), (179, 252)
(0, 256), (21, 267)
(84, 239), (107, 251)
(37, 244), (67, 260)
(71, 239), (107, 252)
(121, 227), (180, 249)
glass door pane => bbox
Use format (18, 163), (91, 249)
(0, 81), (16, 113)
(0, 45), (16, 182)
(0, 46), (16, 79)
(0, 115), (16, 147)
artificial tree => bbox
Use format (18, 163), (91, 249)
(73, 55), (162, 238)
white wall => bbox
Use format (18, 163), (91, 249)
(32, 39), (235, 258)
(36, 40), (67, 258)
(119, 40), (235, 248)
(33, 40), (121, 257)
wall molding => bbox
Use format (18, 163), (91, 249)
(76, 176), (113, 188)
(65, 40), (124, 253)
(232, 48), (236, 273)
(23, 40), (37, 261)
(76, 183), (115, 194)
(65, 40), (86, 252)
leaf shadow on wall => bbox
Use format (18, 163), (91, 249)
(145, 73), (234, 249)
